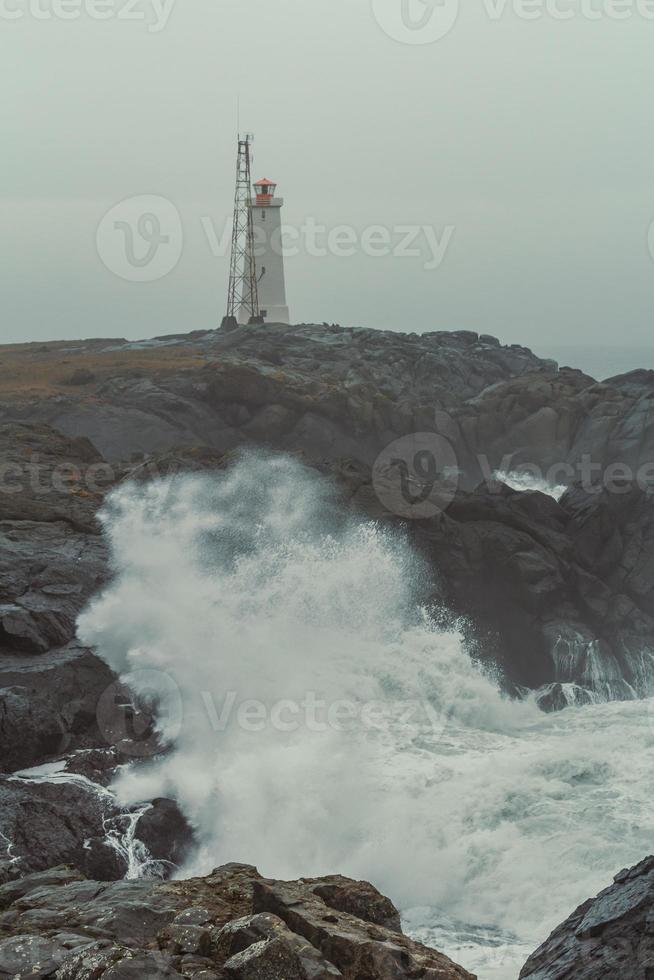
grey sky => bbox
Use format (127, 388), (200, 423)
(2, 0), (654, 373)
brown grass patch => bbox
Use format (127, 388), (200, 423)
(0, 339), (207, 400)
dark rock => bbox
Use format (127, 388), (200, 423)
(56, 944), (122, 979)
(0, 647), (115, 772)
(520, 856), (654, 979)
(0, 933), (66, 977)
(167, 923), (212, 956)
(0, 864), (474, 980)
(61, 369), (96, 386)
(0, 778), (123, 879)
(251, 874), (474, 979)
(134, 799), (194, 866)
(173, 907), (213, 927)
(309, 875), (402, 932)
(0, 867), (83, 910)
(0, 777), (190, 883)
(214, 913), (341, 979)
(63, 748), (122, 788)
(102, 951), (184, 978)
(82, 838), (127, 882)
(223, 936), (306, 979)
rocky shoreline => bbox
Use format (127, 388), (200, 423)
(2, 322), (654, 977)
(0, 864), (474, 979)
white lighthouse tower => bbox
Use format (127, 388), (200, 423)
(242, 177), (290, 325)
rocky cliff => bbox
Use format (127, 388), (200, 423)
(3, 323), (653, 486)
(2, 323), (654, 704)
(520, 855), (654, 979)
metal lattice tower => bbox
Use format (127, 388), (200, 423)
(222, 134), (263, 329)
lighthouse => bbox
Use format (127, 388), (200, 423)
(243, 177), (290, 325)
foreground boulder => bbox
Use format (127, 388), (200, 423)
(0, 862), (475, 979)
(520, 856), (654, 978)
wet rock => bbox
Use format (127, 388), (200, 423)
(0, 779), (114, 877)
(0, 779), (188, 883)
(520, 855), (654, 979)
(134, 799), (194, 867)
(0, 647), (116, 772)
(63, 749), (122, 788)
(82, 838), (127, 883)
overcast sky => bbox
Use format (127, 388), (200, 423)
(3, 0), (654, 372)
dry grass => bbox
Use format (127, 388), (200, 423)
(0, 338), (207, 400)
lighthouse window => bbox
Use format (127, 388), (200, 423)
(261, 210), (266, 220)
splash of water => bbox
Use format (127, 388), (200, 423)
(494, 469), (567, 501)
(78, 455), (654, 979)
(10, 760), (163, 880)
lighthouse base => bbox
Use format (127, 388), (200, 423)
(261, 305), (291, 325)
(237, 305), (291, 326)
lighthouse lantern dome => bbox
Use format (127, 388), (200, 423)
(254, 178), (277, 205)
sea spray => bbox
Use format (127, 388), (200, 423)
(78, 454), (654, 979)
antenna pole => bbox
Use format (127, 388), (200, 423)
(221, 133), (263, 329)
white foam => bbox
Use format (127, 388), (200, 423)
(494, 469), (567, 501)
(77, 455), (654, 979)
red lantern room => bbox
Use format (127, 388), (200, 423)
(254, 178), (277, 205)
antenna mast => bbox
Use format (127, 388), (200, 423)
(221, 133), (263, 329)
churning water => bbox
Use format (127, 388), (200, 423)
(78, 455), (654, 980)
